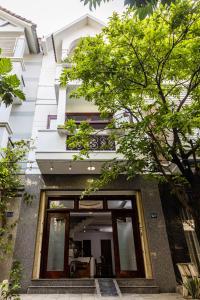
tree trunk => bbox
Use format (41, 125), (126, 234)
(189, 176), (200, 245)
(175, 175), (200, 249)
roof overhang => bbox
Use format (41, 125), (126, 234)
(47, 14), (105, 63)
(0, 6), (40, 54)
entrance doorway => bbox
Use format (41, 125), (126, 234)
(69, 212), (114, 278)
(40, 196), (145, 279)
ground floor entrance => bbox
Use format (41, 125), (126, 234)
(40, 195), (145, 279)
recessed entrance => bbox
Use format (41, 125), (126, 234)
(40, 196), (145, 279)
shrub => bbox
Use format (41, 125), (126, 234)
(184, 277), (200, 299)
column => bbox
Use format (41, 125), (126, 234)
(57, 87), (66, 127)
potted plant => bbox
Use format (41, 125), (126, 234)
(184, 277), (200, 299)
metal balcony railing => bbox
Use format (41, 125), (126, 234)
(66, 135), (115, 151)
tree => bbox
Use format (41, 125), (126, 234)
(0, 51), (30, 295)
(0, 140), (32, 260)
(81, 0), (174, 17)
(81, 0), (173, 9)
(0, 51), (25, 107)
(0, 49), (27, 258)
(61, 0), (200, 241)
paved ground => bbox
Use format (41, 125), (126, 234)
(20, 294), (184, 300)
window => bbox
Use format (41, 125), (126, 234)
(65, 113), (112, 129)
(49, 200), (74, 209)
(107, 200), (132, 209)
(79, 200), (103, 209)
(47, 115), (57, 129)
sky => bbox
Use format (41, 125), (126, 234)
(0, 0), (125, 37)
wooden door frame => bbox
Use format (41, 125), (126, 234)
(40, 194), (145, 279)
(112, 204), (145, 278)
(40, 212), (70, 278)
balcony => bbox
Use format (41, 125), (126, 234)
(35, 130), (122, 174)
(66, 135), (115, 151)
(0, 37), (17, 57)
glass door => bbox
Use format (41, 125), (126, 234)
(112, 211), (145, 278)
(41, 212), (70, 278)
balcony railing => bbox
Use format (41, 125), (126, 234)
(0, 37), (17, 57)
(66, 135), (115, 151)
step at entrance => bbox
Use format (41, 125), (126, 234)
(116, 278), (159, 294)
(97, 278), (120, 297)
(27, 278), (159, 295)
(27, 279), (96, 294)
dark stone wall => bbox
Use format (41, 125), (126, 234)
(13, 175), (45, 292)
(159, 183), (190, 281)
(14, 174), (176, 292)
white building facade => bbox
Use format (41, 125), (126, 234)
(0, 8), (178, 295)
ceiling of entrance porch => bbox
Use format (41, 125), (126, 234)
(36, 159), (118, 174)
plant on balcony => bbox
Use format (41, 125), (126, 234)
(0, 49), (25, 107)
(57, 125), (65, 129)
(0, 140), (33, 260)
(61, 0), (200, 242)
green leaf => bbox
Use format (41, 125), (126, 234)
(0, 58), (12, 74)
(13, 89), (25, 100)
(4, 74), (21, 88)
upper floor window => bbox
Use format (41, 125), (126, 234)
(47, 115), (57, 129)
(65, 113), (112, 129)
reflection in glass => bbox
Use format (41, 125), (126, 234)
(49, 200), (74, 209)
(108, 200), (132, 209)
(47, 217), (65, 271)
(79, 200), (103, 209)
(117, 217), (137, 271)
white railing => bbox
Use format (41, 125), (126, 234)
(0, 37), (17, 57)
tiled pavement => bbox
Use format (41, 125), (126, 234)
(20, 294), (184, 300)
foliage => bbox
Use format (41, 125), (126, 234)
(0, 140), (33, 260)
(81, 0), (174, 17)
(61, 0), (200, 225)
(0, 49), (25, 107)
(0, 261), (22, 300)
(184, 277), (200, 299)
(81, 0), (173, 9)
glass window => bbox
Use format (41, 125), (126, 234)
(47, 216), (65, 271)
(117, 217), (137, 271)
(49, 118), (57, 129)
(49, 200), (74, 209)
(79, 200), (103, 209)
(108, 200), (132, 209)
(66, 113), (105, 122)
(47, 115), (57, 129)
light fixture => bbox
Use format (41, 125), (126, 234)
(99, 226), (113, 233)
(87, 178), (94, 183)
(50, 162), (54, 171)
(68, 163), (72, 171)
(87, 162), (95, 171)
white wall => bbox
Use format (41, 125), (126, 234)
(74, 231), (115, 274)
(66, 96), (98, 113)
(10, 54), (42, 141)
